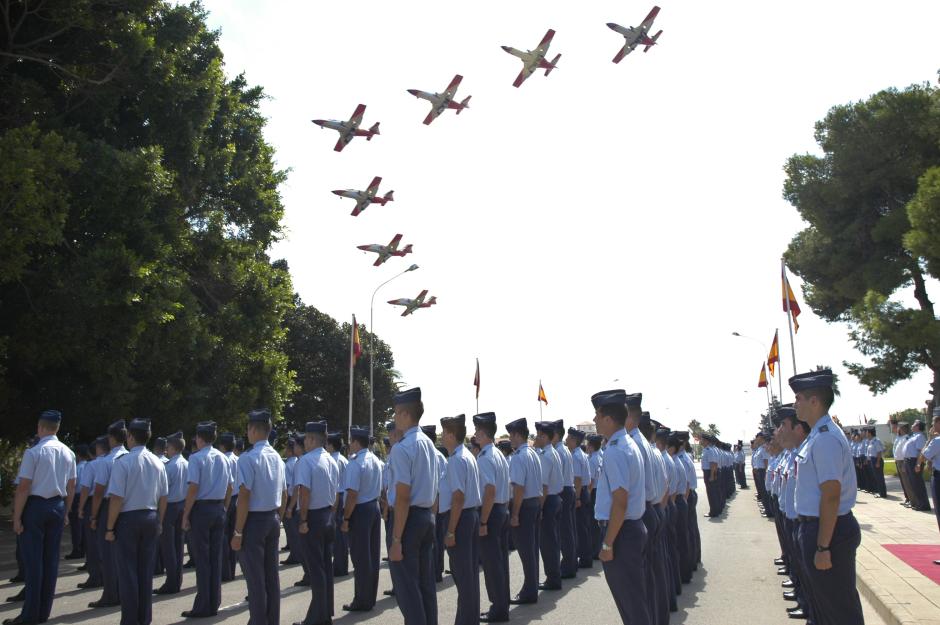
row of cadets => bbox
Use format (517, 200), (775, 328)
(552, 421), (578, 579)
(676, 433), (702, 567)
(284, 434), (308, 580)
(764, 427), (789, 578)
(65, 442), (89, 561)
(340, 426), (383, 612)
(653, 425), (682, 608)
(639, 413), (672, 619)
(752, 432), (772, 517)
(533, 420), (563, 591)
(157, 430), (188, 595)
(380, 428), (403, 599)
(699, 434), (722, 518)
(76, 436), (107, 591)
(894, 419), (932, 511)
(914, 410), (940, 564)
(219, 431), (239, 583)
(88, 419), (129, 609)
(567, 427), (594, 569)
(423, 424), (448, 584)
(504, 417), (541, 605)
(733, 442), (748, 489)
(851, 427), (887, 498)
(329, 431), (351, 578)
(586, 434), (605, 558)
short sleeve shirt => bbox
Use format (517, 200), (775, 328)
(107, 446), (168, 511)
(17, 435), (76, 498)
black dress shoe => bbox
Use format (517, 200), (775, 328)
(382, 589), (396, 596)
(6, 591), (25, 602)
(787, 609), (806, 619)
(77, 581), (102, 589)
(77, 564), (87, 571)
(773, 558), (785, 566)
(480, 613), (509, 623)
(154, 587), (179, 595)
(281, 545), (290, 551)
(4, 617), (37, 625)
(181, 611), (217, 618)
(509, 596), (537, 605)
(8, 577), (23, 584)
(342, 604), (371, 612)
(560, 573), (576, 579)
(783, 591), (798, 601)
(787, 606), (803, 614)
(537, 583), (561, 591)
(294, 579), (310, 587)
(776, 567), (790, 575)
(183, 561), (195, 569)
(64, 552), (82, 560)
(334, 571), (349, 577)
(781, 579), (795, 588)
(88, 600), (119, 608)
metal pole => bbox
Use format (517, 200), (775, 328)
(777, 328), (784, 405)
(348, 314), (355, 444)
(783, 259), (798, 374)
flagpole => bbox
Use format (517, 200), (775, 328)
(783, 259), (798, 374)
(348, 314), (355, 443)
(776, 327), (784, 404)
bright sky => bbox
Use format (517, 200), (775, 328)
(201, 0), (940, 442)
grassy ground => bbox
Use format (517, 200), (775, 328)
(881, 459), (932, 481)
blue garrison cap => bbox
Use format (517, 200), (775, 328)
(655, 426), (670, 439)
(421, 425), (437, 439)
(625, 393), (643, 407)
(650, 418), (663, 430)
(167, 430), (184, 442)
(496, 439), (512, 452)
(327, 431), (343, 444)
(440, 414), (466, 428)
(552, 419), (565, 435)
(305, 421), (327, 434)
(789, 369), (833, 393)
(128, 418), (151, 434)
(535, 421), (554, 434)
(219, 431), (235, 444)
(196, 421), (217, 436)
(76, 443), (90, 456)
(153, 436), (167, 446)
(108, 419), (127, 435)
(586, 434), (603, 446)
(505, 418), (528, 434)
(292, 433), (305, 447)
(94, 436), (109, 450)
(349, 426), (369, 439)
(567, 427), (586, 442)
(640, 411), (652, 425)
(40, 409), (62, 422)
(667, 432), (683, 447)
(394, 387), (422, 405)
(472, 412), (497, 426)
(248, 408), (271, 423)
(287, 437), (296, 448)
(591, 389), (626, 409)
(777, 405), (796, 419)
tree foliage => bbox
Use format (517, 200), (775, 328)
(783, 84), (940, 399)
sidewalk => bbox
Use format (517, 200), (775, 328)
(854, 474), (940, 625)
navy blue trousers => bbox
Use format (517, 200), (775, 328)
(640, 501), (664, 625)
(480, 503), (509, 620)
(239, 510), (281, 625)
(301, 507), (334, 625)
(511, 498), (540, 601)
(602, 518), (650, 625)
(68, 495), (83, 556)
(189, 500), (225, 615)
(347, 500), (380, 609)
(96, 498), (120, 603)
(333, 493), (349, 575)
(559, 486), (578, 577)
(576, 488), (593, 567)
(222, 495), (238, 581)
(114, 509), (159, 625)
(158, 501), (184, 592)
(446, 508), (480, 625)
(435, 511), (447, 582)
(674, 496), (692, 583)
(687, 490), (701, 566)
(82, 498), (102, 585)
(539, 494), (562, 586)
(17, 496), (65, 623)
(652, 504), (672, 617)
(798, 514), (863, 625)
(389, 506), (438, 625)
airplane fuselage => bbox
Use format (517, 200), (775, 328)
(608, 23), (646, 45)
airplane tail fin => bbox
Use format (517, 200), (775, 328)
(427, 296), (437, 305)
(544, 53), (561, 76)
(456, 95), (471, 114)
(367, 122), (380, 139)
(643, 30), (662, 52)
(381, 190), (395, 204)
(402, 244), (413, 254)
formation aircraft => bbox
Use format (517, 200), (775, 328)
(501, 29), (561, 88)
(388, 290), (437, 316)
(607, 6), (662, 63)
(406, 74), (472, 125)
(332, 176), (394, 216)
(312, 103), (381, 152)
(357, 234), (413, 266)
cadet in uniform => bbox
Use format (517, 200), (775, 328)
(550, 421), (577, 579)
(892, 423), (912, 507)
(156, 431), (188, 595)
(66, 443), (89, 560)
(791, 369), (864, 625)
(340, 426), (383, 612)
(6, 410), (76, 625)
(534, 421), (563, 591)
(675, 434), (701, 568)
(388, 388), (440, 625)
(77, 437), (108, 590)
(591, 390), (649, 625)
(915, 410), (940, 549)
(104, 418), (167, 625)
(219, 432), (238, 582)
(282, 437), (300, 565)
(700, 434), (720, 517)
(440, 414), (482, 625)
(423, 424), (447, 584)
(181, 421), (232, 619)
(328, 432), (350, 577)
(665, 432), (692, 584)
(566, 428), (593, 569)
(381, 429), (401, 599)
(587, 434), (604, 559)
(473, 413), (511, 623)
(865, 428), (886, 498)
(296, 421), (339, 625)
(506, 418), (542, 605)
(906, 421), (932, 511)
(89, 420), (129, 609)
(231, 409), (287, 625)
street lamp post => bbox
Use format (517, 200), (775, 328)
(370, 264), (419, 436)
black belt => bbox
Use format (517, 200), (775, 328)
(798, 513), (852, 522)
(196, 499), (223, 504)
(28, 495), (63, 502)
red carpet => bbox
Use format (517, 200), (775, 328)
(882, 544), (940, 584)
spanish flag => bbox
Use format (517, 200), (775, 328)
(352, 315), (362, 366)
(538, 381), (548, 405)
(758, 363), (769, 388)
(767, 330), (780, 377)
(782, 265), (802, 333)
(474, 359), (481, 399)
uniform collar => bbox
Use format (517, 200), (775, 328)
(481, 443), (494, 456)
(608, 428), (628, 446)
(38, 434), (57, 444)
(811, 414), (834, 435)
(514, 443), (530, 454)
(130, 445), (145, 453)
(253, 440), (270, 451)
(109, 445), (126, 455)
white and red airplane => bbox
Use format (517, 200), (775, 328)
(332, 176), (394, 217)
(312, 104), (380, 152)
(502, 29), (561, 88)
(407, 74), (471, 125)
(607, 6), (662, 63)
(357, 234), (413, 267)
(388, 290), (437, 316)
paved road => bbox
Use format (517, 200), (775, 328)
(0, 483), (887, 625)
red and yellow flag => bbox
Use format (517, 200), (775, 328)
(474, 359), (480, 399)
(758, 363), (769, 388)
(351, 315), (362, 365)
(767, 330), (780, 377)
(782, 265), (802, 333)
(538, 381), (548, 405)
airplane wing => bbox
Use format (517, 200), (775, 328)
(423, 109), (439, 125)
(388, 234), (403, 251)
(445, 74), (463, 96)
(349, 103), (366, 128)
(334, 136), (347, 152)
(388, 298), (412, 306)
(613, 42), (638, 64)
(373, 254), (387, 267)
(415, 289), (428, 303)
(640, 6), (660, 30)
(513, 67), (530, 88)
(351, 199), (368, 216)
(538, 29), (556, 50)
(367, 176), (382, 195)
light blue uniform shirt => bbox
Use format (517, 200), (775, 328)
(904, 432), (926, 458)
(589, 451), (603, 488)
(107, 446), (168, 511)
(795, 415), (857, 516)
(76, 460), (87, 488)
(922, 436), (940, 467)
(80, 456), (101, 492)
(345, 449), (382, 503)
(649, 447), (668, 502)
(538, 444), (563, 495)
(700, 446), (716, 470)
(867, 438), (884, 458)
(296, 447), (338, 509)
(629, 428), (659, 504)
(383, 456), (395, 506)
(389, 427), (439, 508)
(661, 449), (678, 496)
(509, 444), (543, 499)
(555, 442), (574, 488)
(285, 456), (298, 494)
(783, 447), (801, 519)
(595, 428), (645, 521)
(677, 451), (697, 489)
(94, 445), (129, 496)
(892, 435), (907, 460)
(165, 454), (189, 503)
(332, 452), (349, 494)
(477, 443), (510, 505)
(17, 435), (76, 498)
(187, 445), (231, 500)
(440, 445), (482, 513)
(237, 440), (285, 511)
(734, 450), (744, 463)
(571, 447), (591, 486)
(669, 451), (688, 494)
(224, 451), (238, 491)
(753, 446), (769, 469)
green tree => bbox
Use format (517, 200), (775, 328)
(889, 407), (924, 423)
(783, 84), (940, 401)
(705, 423), (721, 438)
(687, 419), (703, 436)
(0, 1), (295, 440)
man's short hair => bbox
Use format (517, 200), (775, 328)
(248, 421), (272, 436)
(599, 403), (627, 425)
(802, 386), (834, 411)
(38, 418), (61, 433)
(476, 422), (497, 439)
(197, 430), (217, 445)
